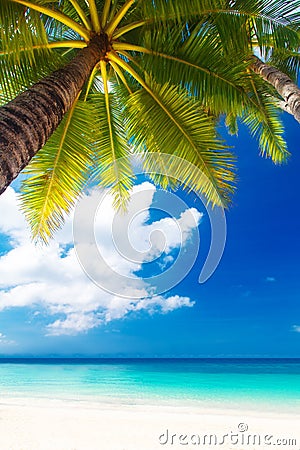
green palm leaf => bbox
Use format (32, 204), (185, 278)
(140, 22), (249, 117)
(139, 0), (300, 55)
(124, 79), (235, 206)
(19, 98), (96, 242)
(138, 23), (288, 165)
(0, 0), (65, 103)
(269, 49), (300, 83)
(242, 93), (289, 163)
(0, 0), (49, 61)
(90, 85), (135, 210)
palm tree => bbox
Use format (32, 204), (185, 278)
(206, 0), (300, 123)
(0, 0), (298, 241)
(252, 57), (300, 123)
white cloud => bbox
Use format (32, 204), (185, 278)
(47, 312), (102, 336)
(292, 325), (300, 333)
(159, 255), (174, 270)
(0, 332), (15, 346)
(266, 276), (276, 282)
(0, 185), (200, 335)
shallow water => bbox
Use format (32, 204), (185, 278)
(0, 358), (299, 413)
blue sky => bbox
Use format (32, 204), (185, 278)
(0, 113), (299, 357)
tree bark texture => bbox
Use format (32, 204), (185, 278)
(251, 56), (300, 124)
(0, 39), (101, 194)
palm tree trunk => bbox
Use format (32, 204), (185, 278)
(251, 56), (300, 124)
(0, 38), (102, 195)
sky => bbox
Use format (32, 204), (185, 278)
(0, 113), (299, 357)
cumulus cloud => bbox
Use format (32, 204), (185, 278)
(0, 185), (200, 335)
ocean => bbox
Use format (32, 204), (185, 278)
(0, 358), (299, 413)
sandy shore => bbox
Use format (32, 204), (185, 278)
(0, 398), (299, 450)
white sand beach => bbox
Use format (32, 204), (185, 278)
(0, 398), (299, 450)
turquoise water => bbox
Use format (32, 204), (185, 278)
(0, 359), (299, 412)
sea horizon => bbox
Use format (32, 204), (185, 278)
(1, 357), (300, 361)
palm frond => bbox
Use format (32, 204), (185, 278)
(136, 21), (289, 163)
(61, 0), (92, 30)
(225, 112), (239, 136)
(138, 0), (300, 58)
(242, 74), (289, 163)
(8, 0), (90, 40)
(269, 49), (300, 83)
(1, 0), (49, 61)
(239, 0), (300, 58)
(0, 0), (69, 103)
(211, 0), (300, 59)
(124, 79), (236, 206)
(0, 49), (65, 104)
(139, 22), (249, 117)
(138, 0), (225, 23)
(19, 98), (96, 242)
(0, 0), (50, 73)
(89, 86), (135, 210)
(41, 0), (88, 43)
